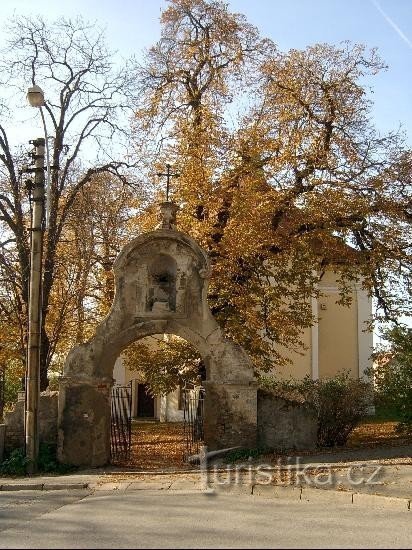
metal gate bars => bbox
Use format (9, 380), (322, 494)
(110, 382), (132, 462)
(183, 385), (205, 460)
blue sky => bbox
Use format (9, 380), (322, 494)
(1, 0), (411, 144)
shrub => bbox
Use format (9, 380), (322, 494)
(369, 326), (412, 435)
(0, 444), (76, 476)
(0, 448), (29, 476)
(260, 372), (372, 447)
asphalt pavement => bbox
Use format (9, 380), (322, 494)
(0, 445), (410, 549)
(0, 488), (410, 549)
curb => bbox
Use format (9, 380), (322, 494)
(0, 482), (89, 491)
(0, 479), (410, 510)
(94, 461), (412, 475)
(246, 483), (411, 510)
(92, 478), (411, 510)
(208, 482), (411, 511)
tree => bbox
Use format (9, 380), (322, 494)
(0, 318), (24, 417)
(132, 0), (412, 372)
(123, 335), (202, 396)
(0, 16), (138, 388)
(43, 174), (139, 372)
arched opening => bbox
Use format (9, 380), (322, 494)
(111, 333), (206, 469)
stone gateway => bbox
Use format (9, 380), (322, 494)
(58, 203), (257, 466)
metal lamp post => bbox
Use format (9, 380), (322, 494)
(25, 85), (46, 473)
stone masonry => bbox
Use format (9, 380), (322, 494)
(3, 390), (58, 454)
(257, 389), (317, 451)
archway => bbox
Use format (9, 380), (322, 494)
(112, 333), (205, 469)
(58, 207), (257, 467)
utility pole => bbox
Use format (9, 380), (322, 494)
(25, 137), (45, 474)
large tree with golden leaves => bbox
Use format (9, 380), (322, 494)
(132, 0), (412, 372)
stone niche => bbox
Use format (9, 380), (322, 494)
(58, 215), (258, 467)
(132, 240), (203, 320)
(147, 254), (177, 313)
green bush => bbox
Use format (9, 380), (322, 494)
(0, 444), (76, 476)
(369, 326), (412, 435)
(0, 448), (29, 476)
(260, 372), (372, 447)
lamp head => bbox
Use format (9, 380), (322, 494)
(27, 85), (45, 107)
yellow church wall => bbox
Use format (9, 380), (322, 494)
(271, 270), (364, 381)
(317, 285), (359, 379)
(273, 326), (312, 380)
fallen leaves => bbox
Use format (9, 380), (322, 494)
(113, 421), (192, 471)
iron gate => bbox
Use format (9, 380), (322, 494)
(110, 382), (132, 462)
(183, 385), (205, 460)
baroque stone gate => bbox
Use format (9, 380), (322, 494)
(58, 203), (257, 466)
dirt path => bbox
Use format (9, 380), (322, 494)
(113, 421), (193, 471)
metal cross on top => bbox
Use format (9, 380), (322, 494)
(157, 163), (180, 201)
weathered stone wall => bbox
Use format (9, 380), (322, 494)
(3, 391), (58, 453)
(3, 400), (24, 452)
(0, 424), (5, 462)
(257, 390), (317, 451)
(205, 382), (257, 450)
(38, 391), (59, 446)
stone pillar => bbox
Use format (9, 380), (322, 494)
(356, 285), (373, 378)
(203, 381), (257, 451)
(58, 377), (111, 467)
(159, 394), (167, 422)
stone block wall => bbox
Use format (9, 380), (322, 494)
(257, 389), (317, 451)
(204, 382), (257, 451)
(4, 400), (24, 452)
(0, 424), (5, 462)
(3, 391), (58, 453)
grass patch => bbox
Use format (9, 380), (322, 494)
(372, 405), (403, 423)
(224, 447), (267, 463)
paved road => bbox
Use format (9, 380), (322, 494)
(0, 489), (410, 549)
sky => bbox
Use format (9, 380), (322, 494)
(0, 0), (411, 144)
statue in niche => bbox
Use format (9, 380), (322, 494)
(147, 254), (177, 313)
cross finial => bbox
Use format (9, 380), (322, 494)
(157, 163), (180, 201)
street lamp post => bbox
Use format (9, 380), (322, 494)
(25, 85), (46, 473)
